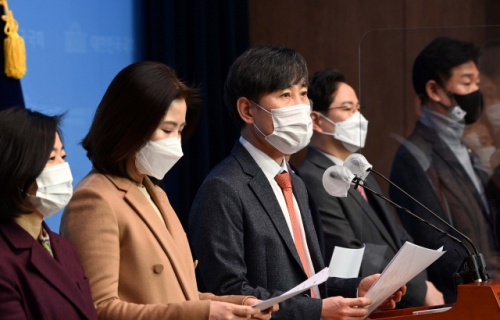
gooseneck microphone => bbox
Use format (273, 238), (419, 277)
(324, 165), (470, 254)
(324, 154), (491, 288)
(368, 167), (480, 255)
(356, 181), (470, 254)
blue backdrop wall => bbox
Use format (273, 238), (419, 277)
(13, 0), (140, 232)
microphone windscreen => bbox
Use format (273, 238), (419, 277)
(344, 153), (372, 180)
(322, 166), (355, 198)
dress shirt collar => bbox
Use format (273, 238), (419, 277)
(313, 147), (344, 166)
(239, 136), (288, 181)
(420, 107), (466, 148)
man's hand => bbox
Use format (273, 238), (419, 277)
(358, 274), (406, 309)
(320, 296), (372, 320)
(424, 281), (444, 306)
(243, 297), (279, 319)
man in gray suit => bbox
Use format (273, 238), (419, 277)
(299, 68), (443, 309)
(390, 37), (499, 303)
(189, 46), (404, 320)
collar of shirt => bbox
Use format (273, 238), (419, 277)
(313, 147), (345, 166)
(239, 136), (288, 180)
(420, 107), (466, 148)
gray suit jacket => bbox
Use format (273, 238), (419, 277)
(390, 120), (498, 303)
(299, 147), (427, 308)
(189, 142), (361, 320)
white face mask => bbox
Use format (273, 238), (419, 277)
(253, 102), (313, 155)
(135, 137), (183, 180)
(27, 162), (73, 218)
(319, 112), (368, 152)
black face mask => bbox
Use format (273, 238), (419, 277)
(449, 89), (483, 124)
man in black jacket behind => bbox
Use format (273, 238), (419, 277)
(390, 37), (499, 303)
(299, 68), (443, 308)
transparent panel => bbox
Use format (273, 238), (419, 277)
(358, 26), (500, 305)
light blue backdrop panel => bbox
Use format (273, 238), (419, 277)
(13, 1), (139, 232)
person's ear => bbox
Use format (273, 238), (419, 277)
(311, 111), (324, 133)
(425, 80), (443, 103)
(237, 97), (255, 125)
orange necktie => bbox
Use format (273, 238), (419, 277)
(275, 172), (316, 298)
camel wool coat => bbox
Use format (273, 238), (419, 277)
(60, 170), (249, 320)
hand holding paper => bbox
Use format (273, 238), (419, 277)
(359, 274), (406, 309)
(251, 267), (330, 310)
(243, 297), (279, 318)
(362, 242), (445, 317)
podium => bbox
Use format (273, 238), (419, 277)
(368, 279), (500, 319)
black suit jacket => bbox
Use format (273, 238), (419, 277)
(0, 221), (98, 320)
(189, 142), (361, 320)
(299, 147), (427, 308)
(390, 120), (498, 303)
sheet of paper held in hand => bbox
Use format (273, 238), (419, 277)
(251, 267), (330, 310)
(363, 242), (445, 318)
(328, 245), (365, 278)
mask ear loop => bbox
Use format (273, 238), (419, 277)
(253, 123), (268, 138)
(251, 101), (272, 114)
(318, 113), (337, 136)
(436, 87), (460, 112)
(251, 101), (272, 138)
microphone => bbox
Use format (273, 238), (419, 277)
(344, 153), (372, 180)
(322, 165), (355, 198)
(323, 158), (491, 287)
(323, 165), (470, 253)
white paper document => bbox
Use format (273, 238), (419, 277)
(251, 267), (330, 310)
(363, 242), (445, 317)
(328, 245), (365, 278)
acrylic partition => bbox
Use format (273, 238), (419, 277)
(357, 26), (500, 305)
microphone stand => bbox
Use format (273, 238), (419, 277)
(352, 176), (490, 288)
(368, 169), (478, 254)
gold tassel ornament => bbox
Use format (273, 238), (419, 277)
(1, 0), (27, 79)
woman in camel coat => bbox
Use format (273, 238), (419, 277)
(60, 62), (277, 320)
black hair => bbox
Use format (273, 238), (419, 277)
(413, 37), (479, 104)
(82, 61), (199, 182)
(224, 45), (308, 127)
(308, 68), (346, 113)
(0, 107), (64, 223)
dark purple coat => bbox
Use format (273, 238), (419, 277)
(0, 221), (98, 320)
